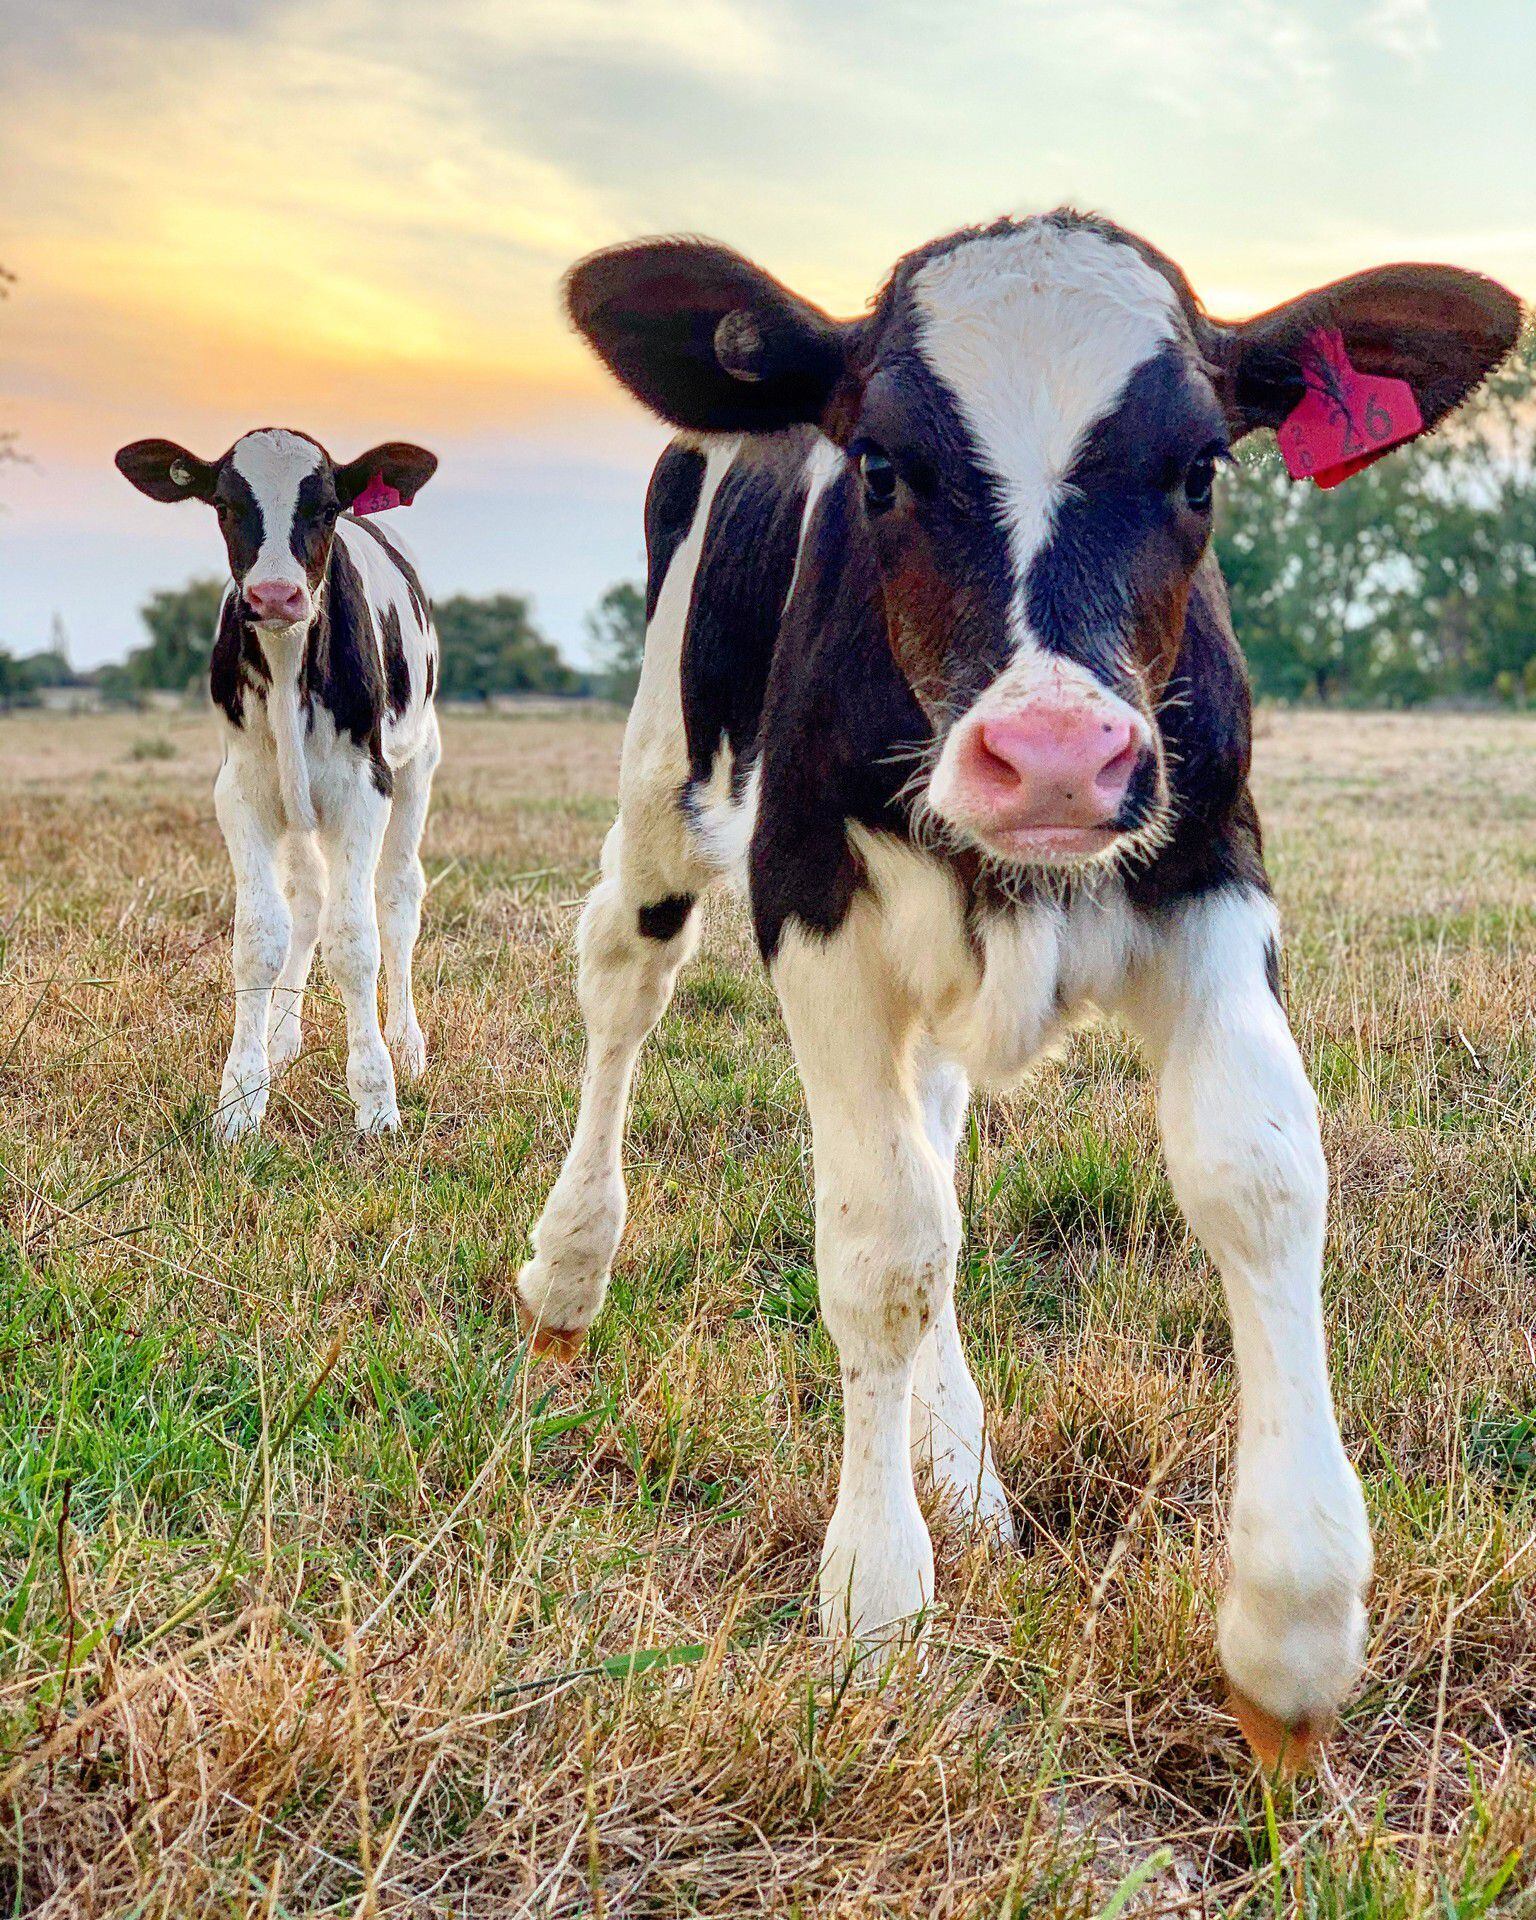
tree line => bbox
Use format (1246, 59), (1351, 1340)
(3, 332), (1533, 710)
(0, 583), (635, 708)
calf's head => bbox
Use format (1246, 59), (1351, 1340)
(565, 211), (1518, 869)
(116, 429), (438, 632)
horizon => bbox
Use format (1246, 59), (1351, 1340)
(2, 0), (1533, 671)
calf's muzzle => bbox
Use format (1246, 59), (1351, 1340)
(939, 699), (1153, 859)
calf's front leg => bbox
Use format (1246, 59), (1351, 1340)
(1129, 888), (1371, 1768)
(214, 756), (289, 1139)
(318, 772), (399, 1133)
(773, 918), (958, 1644)
(910, 1048), (1013, 1538)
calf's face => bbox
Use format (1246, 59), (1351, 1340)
(565, 212), (1518, 871)
(116, 430), (438, 632)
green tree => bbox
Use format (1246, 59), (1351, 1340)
(1217, 330), (1536, 706)
(0, 638), (82, 707)
(433, 593), (578, 700)
(128, 577), (228, 692)
(586, 580), (646, 706)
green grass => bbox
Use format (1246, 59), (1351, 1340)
(1, 705), (1534, 1916)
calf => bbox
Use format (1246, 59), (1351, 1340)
(519, 211), (1519, 1766)
(116, 429), (441, 1137)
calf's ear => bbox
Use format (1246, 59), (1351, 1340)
(1215, 264), (1522, 442)
(115, 438), (218, 503)
(335, 443), (439, 509)
(565, 236), (849, 434)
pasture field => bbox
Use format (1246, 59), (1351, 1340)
(2, 704), (1535, 1918)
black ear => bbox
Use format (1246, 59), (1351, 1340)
(334, 442), (439, 508)
(564, 236), (849, 434)
(115, 438), (218, 503)
(1218, 264), (1522, 441)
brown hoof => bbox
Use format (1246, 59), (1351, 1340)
(514, 1295), (586, 1362)
(1229, 1688), (1328, 1776)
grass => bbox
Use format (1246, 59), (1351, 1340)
(1, 703), (1534, 1916)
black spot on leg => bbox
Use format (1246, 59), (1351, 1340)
(380, 602), (412, 718)
(1263, 934), (1283, 1005)
(637, 894), (695, 942)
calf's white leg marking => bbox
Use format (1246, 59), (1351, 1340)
(1124, 888), (1371, 1754)
(316, 771), (399, 1133)
(518, 441), (730, 1352)
(909, 1046), (1013, 1538)
(214, 754), (289, 1139)
(377, 714), (440, 1080)
(517, 822), (701, 1350)
(267, 830), (326, 1072)
(773, 910), (958, 1643)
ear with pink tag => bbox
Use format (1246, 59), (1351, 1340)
(352, 473), (403, 516)
(1277, 329), (1423, 489)
(1217, 262), (1520, 487)
(335, 442), (439, 515)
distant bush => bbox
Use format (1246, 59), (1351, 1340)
(433, 593), (580, 700)
(586, 580), (646, 706)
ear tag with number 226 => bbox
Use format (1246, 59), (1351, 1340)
(351, 473), (403, 516)
(1277, 328), (1423, 490)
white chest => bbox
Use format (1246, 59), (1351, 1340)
(854, 830), (1145, 1088)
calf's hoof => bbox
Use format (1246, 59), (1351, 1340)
(215, 1073), (268, 1141)
(354, 1097), (402, 1134)
(388, 1022), (428, 1080)
(514, 1292), (587, 1362)
(927, 1454), (1016, 1547)
(267, 1018), (304, 1073)
(1229, 1688), (1329, 1776)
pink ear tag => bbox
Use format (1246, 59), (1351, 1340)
(352, 472), (402, 515)
(1277, 328), (1423, 489)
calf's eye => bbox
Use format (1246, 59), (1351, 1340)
(858, 445), (898, 513)
(1183, 450), (1220, 513)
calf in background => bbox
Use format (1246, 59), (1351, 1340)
(117, 429), (440, 1137)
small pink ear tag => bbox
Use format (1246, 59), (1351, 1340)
(351, 473), (402, 515)
(1277, 328), (1423, 490)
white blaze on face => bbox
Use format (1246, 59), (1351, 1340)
(910, 220), (1182, 634)
(231, 429), (326, 611)
(912, 223), (1181, 849)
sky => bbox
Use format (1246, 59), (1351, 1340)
(1, 0), (1533, 670)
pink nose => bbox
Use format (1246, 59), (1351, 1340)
(951, 703), (1145, 833)
(244, 578), (307, 623)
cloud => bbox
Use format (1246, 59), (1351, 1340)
(1357, 0), (1439, 65)
(450, 0), (786, 81)
(0, 4), (640, 438)
(975, 0), (1334, 116)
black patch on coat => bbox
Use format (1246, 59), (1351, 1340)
(212, 466), (265, 582)
(748, 470), (931, 960)
(1263, 934), (1283, 1005)
(637, 895), (695, 941)
(208, 589), (270, 727)
(304, 537), (393, 796)
(424, 652), (437, 700)
(344, 513), (431, 626)
(1026, 346), (1226, 704)
(380, 602), (412, 718)
(680, 431), (817, 794)
(644, 443), (707, 622)
(1122, 557), (1269, 910)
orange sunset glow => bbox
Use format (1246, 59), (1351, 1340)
(3, 0), (1533, 664)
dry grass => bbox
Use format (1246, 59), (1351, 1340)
(2, 704), (1534, 1917)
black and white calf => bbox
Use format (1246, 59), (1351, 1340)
(116, 429), (441, 1138)
(520, 211), (1519, 1764)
